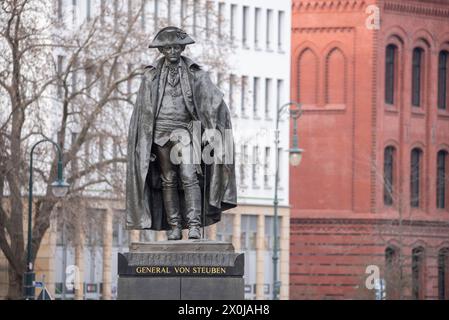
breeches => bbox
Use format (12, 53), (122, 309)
(153, 142), (201, 228)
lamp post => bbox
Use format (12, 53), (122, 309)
(24, 139), (70, 300)
(273, 102), (303, 300)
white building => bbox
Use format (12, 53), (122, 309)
(0, 0), (292, 300)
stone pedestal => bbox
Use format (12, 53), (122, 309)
(117, 240), (244, 300)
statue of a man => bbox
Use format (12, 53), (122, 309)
(126, 27), (237, 240)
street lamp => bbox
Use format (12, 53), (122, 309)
(273, 102), (303, 300)
(24, 139), (69, 300)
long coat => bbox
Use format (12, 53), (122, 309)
(126, 56), (237, 230)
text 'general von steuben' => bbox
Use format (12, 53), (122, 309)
(134, 266), (227, 275)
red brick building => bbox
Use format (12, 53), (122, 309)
(290, 0), (449, 299)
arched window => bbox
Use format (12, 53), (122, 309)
(437, 150), (448, 209)
(384, 146), (396, 205)
(438, 51), (448, 110)
(385, 246), (401, 299)
(411, 148), (423, 208)
(412, 247), (425, 300)
(385, 45), (397, 104)
(298, 49), (318, 105)
(325, 48), (346, 105)
(412, 48), (424, 107)
(438, 248), (449, 300)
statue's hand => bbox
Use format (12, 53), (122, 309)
(150, 153), (157, 162)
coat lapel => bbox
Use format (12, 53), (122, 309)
(154, 62), (168, 117)
(148, 59), (164, 116)
(180, 59), (198, 120)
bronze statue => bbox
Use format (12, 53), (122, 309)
(126, 27), (237, 240)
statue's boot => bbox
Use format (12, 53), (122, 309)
(184, 184), (202, 240)
(163, 187), (182, 240)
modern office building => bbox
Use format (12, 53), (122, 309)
(0, 0), (292, 300)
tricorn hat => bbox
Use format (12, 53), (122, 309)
(148, 26), (195, 48)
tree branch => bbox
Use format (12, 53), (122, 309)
(68, 158), (126, 183)
(70, 179), (109, 194)
(0, 204), (11, 239)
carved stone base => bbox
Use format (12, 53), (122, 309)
(117, 240), (244, 300)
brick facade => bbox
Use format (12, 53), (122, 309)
(290, 0), (449, 299)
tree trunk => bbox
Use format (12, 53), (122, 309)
(7, 264), (23, 300)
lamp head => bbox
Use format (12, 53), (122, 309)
(51, 180), (70, 198)
(288, 148), (304, 167)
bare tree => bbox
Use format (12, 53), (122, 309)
(0, 0), (232, 299)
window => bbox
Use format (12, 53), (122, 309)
(230, 4), (237, 43)
(113, 0), (119, 31)
(100, 0), (106, 24)
(277, 147), (282, 184)
(113, 211), (129, 247)
(384, 146), (395, 206)
(242, 6), (249, 47)
(85, 60), (94, 95)
(70, 132), (79, 174)
(98, 135), (105, 162)
(240, 144), (248, 185)
(84, 135), (91, 163)
(86, 0), (92, 21)
(248, 216), (257, 250)
(127, 0), (133, 26)
(217, 72), (223, 90)
(72, 0), (77, 25)
(57, 0), (63, 21)
(264, 216), (279, 250)
(193, 0), (199, 36)
(241, 76), (248, 115)
(56, 213), (73, 246)
(240, 215), (257, 250)
(254, 8), (261, 48)
(385, 44), (397, 104)
(252, 146), (259, 187)
(167, 0), (172, 25)
(277, 11), (285, 51)
(113, 137), (118, 172)
(438, 248), (449, 300)
(180, 0), (187, 28)
(71, 59), (78, 93)
(112, 65), (119, 99)
(86, 209), (105, 247)
(205, 1), (212, 38)
(216, 213), (233, 243)
(437, 150), (448, 209)
(253, 77), (260, 116)
(276, 79), (284, 112)
(412, 48), (424, 107)
(127, 63), (133, 95)
(141, 0), (147, 30)
(240, 220), (247, 250)
(57, 55), (64, 98)
(266, 10), (273, 49)
(438, 51), (448, 110)
(385, 247), (400, 300)
(412, 247), (425, 300)
(410, 148), (422, 208)
(265, 78), (272, 118)
(218, 2), (225, 38)
(264, 147), (271, 187)
(154, 0), (159, 30)
(99, 65), (105, 92)
(229, 74), (235, 113)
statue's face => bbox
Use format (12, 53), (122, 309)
(160, 44), (185, 64)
